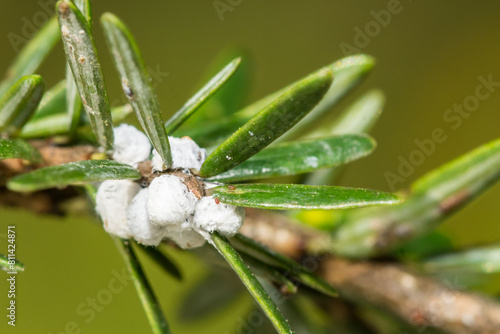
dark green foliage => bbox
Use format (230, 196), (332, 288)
(7, 160), (141, 192)
(0, 75), (45, 135)
(101, 12), (172, 167)
(57, 0), (114, 152)
(209, 183), (402, 210)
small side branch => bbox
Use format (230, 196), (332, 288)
(322, 258), (500, 334)
(241, 209), (500, 334)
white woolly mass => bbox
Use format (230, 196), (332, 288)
(151, 150), (165, 172)
(193, 197), (245, 237)
(96, 180), (140, 239)
(152, 136), (206, 172)
(127, 188), (165, 246)
(163, 219), (206, 249)
(167, 229), (206, 249)
(147, 175), (198, 227)
(98, 131), (244, 248)
(112, 124), (151, 167)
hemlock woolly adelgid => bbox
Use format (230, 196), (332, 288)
(127, 188), (165, 246)
(96, 180), (140, 239)
(147, 175), (198, 227)
(163, 220), (206, 249)
(194, 197), (245, 236)
(95, 129), (244, 248)
(112, 124), (151, 167)
(152, 136), (206, 172)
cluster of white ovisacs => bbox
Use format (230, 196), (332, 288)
(95, 124), (245, 248)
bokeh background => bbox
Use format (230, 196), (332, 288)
(1, 1), (500, 333)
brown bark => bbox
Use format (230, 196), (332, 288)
(322, 258), (500, 334)
(0, 141), (97, 212)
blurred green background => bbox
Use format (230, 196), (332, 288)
(1, 1), (500, 333)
